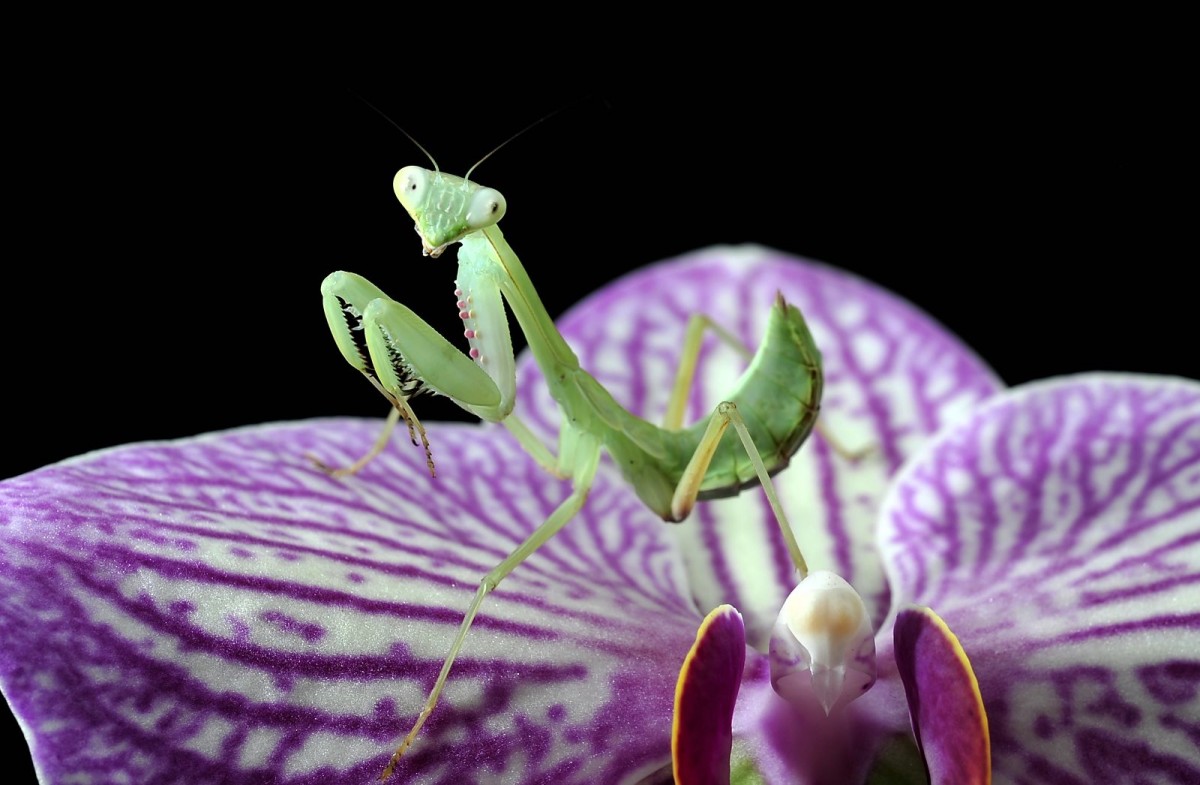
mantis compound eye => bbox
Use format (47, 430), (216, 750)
(465, 187), (507, 230)
(394, 166), (429, 213)
(769, 571), (877, 716)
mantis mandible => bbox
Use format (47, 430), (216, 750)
(319, 143), (823, 780)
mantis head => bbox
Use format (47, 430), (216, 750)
(394, 166), (507, 258)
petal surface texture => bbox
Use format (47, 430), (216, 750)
(879, 374), (1200, 784)
(517, 246), (1002, 645)
(893, 606), (990, 784)
(673, 605), (747, 785)
(0, 420), (697, 783)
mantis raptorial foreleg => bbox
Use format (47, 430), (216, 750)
(309, 404), (422, 476)
(316, 269), (513, 479)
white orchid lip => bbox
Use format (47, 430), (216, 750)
(769, 571), (877, 716)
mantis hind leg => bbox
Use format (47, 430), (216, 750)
(380, 430), (601, 780)
(663, 314), (750, 430)
(664, 311), (871, 461)
(669, 401), (809, 576)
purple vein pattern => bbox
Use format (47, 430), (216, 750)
(515, 247), (1002, 646)
(4, 248), (1194, 784)
(879, 374), (1200, 784)
(0, 419), (698, 783)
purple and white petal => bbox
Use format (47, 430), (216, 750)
(0, 419), (699, 784)
(516, 247), (1001, 644)
(879, 374), (1200, 784)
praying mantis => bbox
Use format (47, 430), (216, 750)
(319, 139), (824, 780)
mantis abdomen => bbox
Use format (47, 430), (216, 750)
(565, 293), (822, 521)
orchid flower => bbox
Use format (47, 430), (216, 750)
(2, 248), (1196, 784)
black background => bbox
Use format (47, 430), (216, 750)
(3, 41), (1193, 781)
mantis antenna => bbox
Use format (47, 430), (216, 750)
(354, 92), (567, 181)
(352, 93), (440, 172)
(463, 107), (564, 182)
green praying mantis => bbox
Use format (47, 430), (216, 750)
(318, 136), (824, 780)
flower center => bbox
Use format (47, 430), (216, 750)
(769, 571), (877, 716)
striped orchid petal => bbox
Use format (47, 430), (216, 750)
(516, 247), (1002, 645)
(878, 374), (1200, 783)
(0, 419), (700, 783)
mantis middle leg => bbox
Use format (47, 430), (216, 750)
(380, 427), (601, 780)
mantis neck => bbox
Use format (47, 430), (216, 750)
(469, 225), (581, 375)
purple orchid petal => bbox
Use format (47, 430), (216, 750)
(0, 419), (701, 784)
(672, 605), (746, 785)
(879, 374), (1200, 783)
(893, 606), (990, 784)
(516, 247), (1002, 644)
